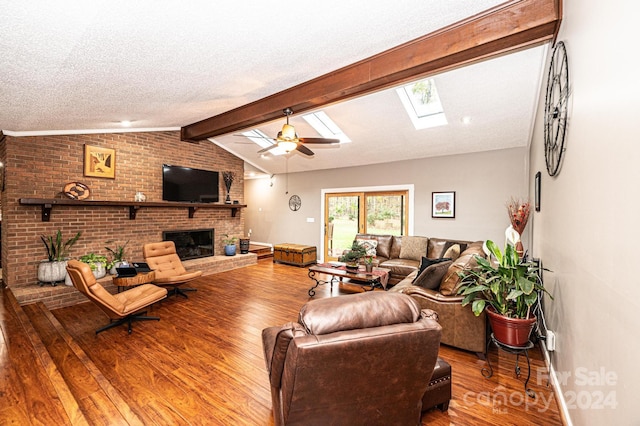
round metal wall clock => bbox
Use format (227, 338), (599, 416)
(544, 41), (569, 177)
(289, 195), (301, 211)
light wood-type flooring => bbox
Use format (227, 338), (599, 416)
(0, 258), (565, 425)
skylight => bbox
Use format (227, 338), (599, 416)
(396, 79), (447, 130)
(302, 111), (351, 143)
(241, 129), (287, 156)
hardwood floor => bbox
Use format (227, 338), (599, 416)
(1, 259), (565, 425)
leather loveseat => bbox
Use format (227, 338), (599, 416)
(261, 292), (445, 425)
(355, 233), (488, 356)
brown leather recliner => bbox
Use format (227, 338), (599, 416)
(262, 292), (442, 425)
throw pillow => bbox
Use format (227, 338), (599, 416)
(399, 236), (429, 261)
(412, 260), (453, 289)
(442, 244), (461, 261)
(356, 238), (378, 257)
(439, 241), (485, 295)
(412, 256), (450, 284)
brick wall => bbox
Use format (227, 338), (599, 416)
(1, 131), (246, 299)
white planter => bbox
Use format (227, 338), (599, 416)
(91, 262), (107, 279)
(37, 260), (68, 284)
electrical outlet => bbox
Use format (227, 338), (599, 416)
(546, 330), (556, 351)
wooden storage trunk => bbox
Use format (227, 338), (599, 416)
(273, 243), (317, 267)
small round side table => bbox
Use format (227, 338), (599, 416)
(113, 271), (155, 293)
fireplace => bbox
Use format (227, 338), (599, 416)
(163, 229), (214, 260)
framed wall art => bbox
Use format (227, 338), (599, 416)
(432, 191), (455, 218)
(84, 144), (115, 179)
(535, 171), (541, 212)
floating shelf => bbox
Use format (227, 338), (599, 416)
(19, 198), (246, 222)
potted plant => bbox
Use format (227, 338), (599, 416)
(105, 240), (129, 274)
(223, 234), (237, 256)
(39, 230), (82, 285)
(457, 240), (551, 347)
(79, 253), (108, 279)
(339, 241), (367, 271)
(364, 255), (374, 273)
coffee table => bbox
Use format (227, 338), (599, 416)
(113, 271), (155, 293)
(307, 263), (390, 297)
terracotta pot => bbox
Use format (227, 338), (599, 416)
(486, 308), (536, 347)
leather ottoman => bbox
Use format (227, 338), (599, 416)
(422, 357), (452, 412)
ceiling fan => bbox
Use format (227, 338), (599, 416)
(238, 107), (340, 156)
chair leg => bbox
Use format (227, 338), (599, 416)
(168, 287), (197, 298)
(96, 311), (160, 334)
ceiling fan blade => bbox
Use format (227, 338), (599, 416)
(298, 137), (340, 144)
(295, 144), (314, 156)
(257, 144), (279, 154)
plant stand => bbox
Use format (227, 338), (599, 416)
(482, 333), (535, 398)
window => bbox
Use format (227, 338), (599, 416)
(324, 190), (409, 260)
(302, 111), (351, 143)
(396, 78), (448, 129)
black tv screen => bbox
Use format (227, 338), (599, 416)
(162, 164), (219, 203)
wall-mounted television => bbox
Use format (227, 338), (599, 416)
(162, 164), (219, 203)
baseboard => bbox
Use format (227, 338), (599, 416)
(540, 340), (573, 426)
(250, 241), (273, 248)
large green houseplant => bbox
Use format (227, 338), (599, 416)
(38, 230), (82, 285)
(457, 240), (551, 346)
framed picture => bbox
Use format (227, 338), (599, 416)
(432, 191), (455, 218)
(84, 145), (115, 179)
(535, 171), (541, 212)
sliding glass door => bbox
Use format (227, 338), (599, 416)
(324, 191), (408, 261)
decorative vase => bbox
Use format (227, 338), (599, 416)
(515, 241), (525, 259)
(239, 238), (250, 254)
(224, 244), (236, 256)
(37, 260), (68, 285)
(486, 308), (536, 347)
(365, 263), (373, 273)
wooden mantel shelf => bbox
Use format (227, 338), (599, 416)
(19, 198), (247, 222)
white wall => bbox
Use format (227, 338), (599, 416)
(245, 147), (528, 257)
(530, 0), (640, 424)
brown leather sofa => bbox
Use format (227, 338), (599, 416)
(355, 233), (488, 356)
(262, 292), (444, 425)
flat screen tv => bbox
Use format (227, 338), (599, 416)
(162, 164), (219, 203)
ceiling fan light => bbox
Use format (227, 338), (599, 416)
(278, 140), (297, 152)
(281, 123), (297, 141)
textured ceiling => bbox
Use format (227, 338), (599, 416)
(0, 1), (547, 176)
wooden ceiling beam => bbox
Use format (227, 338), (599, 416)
(181, 0), (561, 141)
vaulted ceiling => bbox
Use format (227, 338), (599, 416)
(1, 0), (561, 176)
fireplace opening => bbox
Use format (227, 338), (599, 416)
(163, 229), (214, 260)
